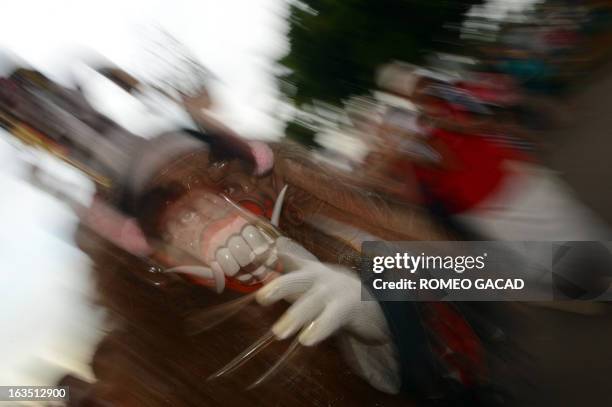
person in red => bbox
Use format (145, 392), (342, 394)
(406, 78), (524, 216)
(373, 62), (611, 241)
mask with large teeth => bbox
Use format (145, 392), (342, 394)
(135, 148), (283, 294)
(162, 190), (280, 292)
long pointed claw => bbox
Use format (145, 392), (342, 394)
(185, 292), (257, 335)
(246, 333), (302, 390)
(207, 330), (276, 381)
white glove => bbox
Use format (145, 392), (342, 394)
(255, 237), (391, 347)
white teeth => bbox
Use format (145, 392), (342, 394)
(261, 231), (276, 244)
(210, 261), (226, 293)
(265, 248), (278, 267)
(242, 225), (268, 256)
(235, 273), (253, 282)
(216, 248), (240, 276)
(227, 236), (255, 266)
(252, 265), (269, 279)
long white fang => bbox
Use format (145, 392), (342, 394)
(210, 261), (226, 293)
(271, 184), (288, 227)
(165, 265), (214, 279)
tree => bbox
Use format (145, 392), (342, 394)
(278, 0), (481, 144)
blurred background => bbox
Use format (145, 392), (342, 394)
(2, 0), (612, 404)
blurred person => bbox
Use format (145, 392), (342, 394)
(373, 62), (611, 241)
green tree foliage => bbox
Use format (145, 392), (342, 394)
(278, 0), (480, 144)
(280, 0), (480, 105)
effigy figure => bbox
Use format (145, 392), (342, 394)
(11, 53), (594, 407)
(4, 25), (612, 404)
(0, 56), (466, 405)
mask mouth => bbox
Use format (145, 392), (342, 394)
(157, 189), (284, 293)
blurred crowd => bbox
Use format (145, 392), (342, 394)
(312, 0), (612, 242)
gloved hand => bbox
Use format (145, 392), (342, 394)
(255, 237), (391, 346)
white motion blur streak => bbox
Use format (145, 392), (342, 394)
(0, 133), (106, 386)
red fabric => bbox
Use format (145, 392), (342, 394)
(427, 98), (473, 123)
(422, 303), (487, 386)
(392, 128), (521, 213)
(457, 75), (521, 107)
